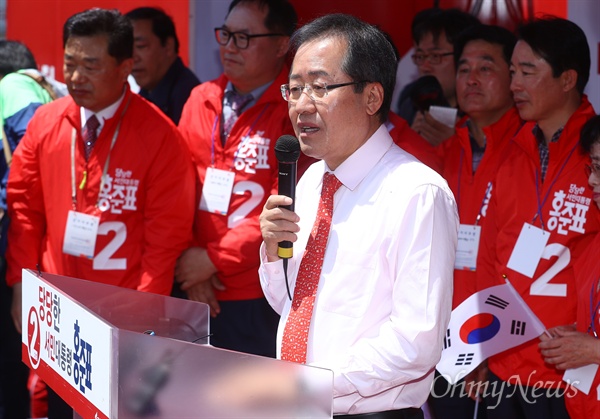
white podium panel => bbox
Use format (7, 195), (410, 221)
(20, 269), (333, 418)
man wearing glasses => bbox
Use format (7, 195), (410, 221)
(396, 8), (480, 147)
(176, 0), (298, 358)
(259, 13), (458, 418)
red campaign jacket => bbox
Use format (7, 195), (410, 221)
(179, 68), (296, 301)
(6, 87), (195, 295)
(441, 107), (522, 307)
(387, 111), (442, 174)
(567, 231), (600, 418)
(477, 96), (600, 386)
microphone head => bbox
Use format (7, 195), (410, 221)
(275, 135), (301, 163)
(408, 75), (449, 112)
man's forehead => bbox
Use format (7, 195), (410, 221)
(132, 20), (154, 35)
(289, 70), (331, 80)
(511, 41), (546, 67)
(64, 36), (112, 62)
(290, 39), (346, 79)
(461, 41), (503, 60)
(224, 2), (268, 32)
(65, 34), (109, 49)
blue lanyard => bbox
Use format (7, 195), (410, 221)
(533, 142), (578, 229)
(210, 104), (270, 168)
(589, 276), (600, 338)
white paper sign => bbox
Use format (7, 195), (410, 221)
(507, 223), (550, 278)
(455, 224), (481, 271)
(563, 363), (599, 396)
(200, 167), (235, 215)
(429, 105), (458, 128)
(62, 210), (100, 259)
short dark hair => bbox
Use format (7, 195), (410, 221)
(290, 13), (397, 123)
(63, 8), (133, 62)
(125, 7), (180, 54)
(454, 24), (516, 69)
(227, 0), (297, 36)
(580, 115), (600, 154)
(0, 40), (37, 77)
(517, 16), (590, 95)
(412, 8), (480, 46)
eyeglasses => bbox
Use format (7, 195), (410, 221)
(214, 27), (285, 49)
(585, 162), (600, 177)
(280, 81), (368, 103)
(411, 52), (454, 66)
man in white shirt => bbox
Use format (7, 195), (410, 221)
(259, 13), (459, 418)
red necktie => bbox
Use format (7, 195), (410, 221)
(83, 115), (100, 160)
(281, 172), (342, 364)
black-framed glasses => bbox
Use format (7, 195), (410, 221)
(214, 27), (285, 49)
(411, 52), (454, 65)
(280, 81), (369, 103)
(585, 163), (600, 177)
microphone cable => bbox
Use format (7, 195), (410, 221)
(283, 258), (292, 301)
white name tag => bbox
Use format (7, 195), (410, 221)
(63, 210), (100, 259)
(455, 224), (481, 271)
(507, 223), (550, 278)
(200, 167), (235, 215)
(563, 363), (599, 396)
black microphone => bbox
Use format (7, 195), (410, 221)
(274, 135), (300, 259)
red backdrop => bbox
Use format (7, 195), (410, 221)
(5, 0), (191, 81)
(6, 0), (566, 82)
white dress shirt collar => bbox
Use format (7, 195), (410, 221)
(79, 89), (126, 135)
(326, 124), (392, 191)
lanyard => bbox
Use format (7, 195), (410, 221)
(209, 104), (270, 168)
(457, 149), (491, 225)
(533, 142), (578, 229)
(589, 276), (600, 338)
(70, 97), (131, 208)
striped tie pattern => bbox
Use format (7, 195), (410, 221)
(83, 115), (100, 160)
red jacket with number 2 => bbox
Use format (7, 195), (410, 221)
(179, 68), (296, 301)
(6, 87), (195, 295)
(477, 97), (600, 387)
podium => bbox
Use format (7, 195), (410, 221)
(20, 269), (333, 418)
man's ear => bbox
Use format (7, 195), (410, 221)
(560, 69), (578, 93)
(164, 37), (177, 59)
(119, 58), (134, 82)
(365, 82), (384, 116)
(276, 36), (290, 58)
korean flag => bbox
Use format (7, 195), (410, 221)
(436, 278), (547, 384)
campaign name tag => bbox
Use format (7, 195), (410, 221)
(563, 363), (599, 396)
(63, 210), (100, 259)
(507, 223), (550, 278)
(199, 167), (235, 215)
(455, 224), (481, 271)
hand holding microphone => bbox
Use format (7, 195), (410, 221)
(274, 135), (301, 259)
